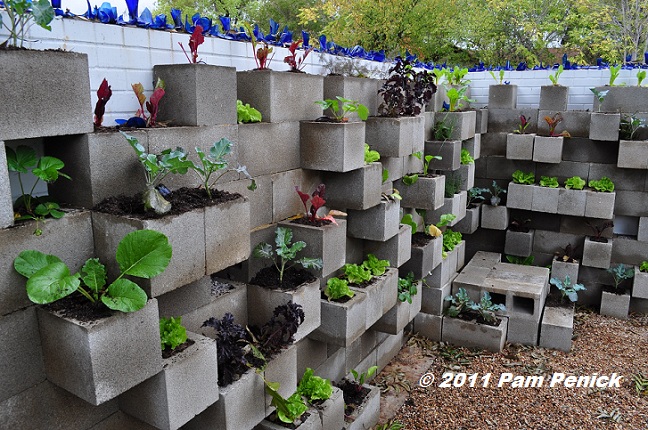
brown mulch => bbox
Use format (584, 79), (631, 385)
(374, 309), (648, 429)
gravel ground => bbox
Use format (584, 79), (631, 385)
(374, 309), (648, 429)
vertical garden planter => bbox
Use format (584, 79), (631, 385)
(504, 229), (535, 257)
(582, 237), (613, 269)
(632, 266), (648, 299)
(363, 224), (413, 268)
(551, 259), (580, 284)
(455, 203), (481, 234)
(592, 86), (648, 112)
(154, 64), (237, 126)
(436, 111), (477, 141)
(365, 115), (425, 157)
(507, 182), (534, 211)
(351, 268), (399, 328)
(323, 75), (380, 119)
(256, 408), (322, 430)
(618, 140), (648, 169)
(532, 185), (560, 214)
(324, 162), (383, 210)
(557, 188), (586, 217)
(37, 299), (162, 406)
(441, 316), (508, 352)
(300, 121), (366, 172)
(399, 235), (443, 279)
(506, 133), (535, 160)
(480, 205), (510, 230)
(347, 199), (400, 242)
(343, 384), (380, 430)
(539, 86), (568, 111)
(204, 195), (251, 275)
(533, 136), (563, 164)
(584, 190), (615, 219)
(539, 305), (574, 352)
(488, 84), (517, 109)
(311, 291), (367, 347)
(425, 139), (461, 171)
(119, 332), (219, 430)
(600, 291), (630, 319)
(395, 175), (445, 210)
(589, 112), (620, 142)
(313, 385), (345, 430)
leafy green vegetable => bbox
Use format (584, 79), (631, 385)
(505, 255), (535, 265)
(564, 176), (586, 190)
(364, 144), (381, 164)
(437, 213), (457, 228)
(160, 316), (188, 351)
(442, 229), (462, 254)
(265, 383), (308, 424)
(539, 176), (559, 188)
(14, 230), (172, 312)
(350, 365), (378, 385)
(640, 261), (648, 273)
(549, 275), (586, 303)
(401, 213), (418, 234)
(606, 263), (634, 290)
(398, 272), (418, 303)
(588, 177), (615, 192)
(468, 291), (506, 323)
(460, 148), (474, 165)
(363, 254), (389, 276)
(297, 368), (333, 402)
(548, 65), (564, 85)
(2, 0), (54, 48)
(324, 277), (355, 301)
(343, 263), (373, 284)
(512, 170), (535, 185)
(315, 97), (369, 122)
(237, 100), (262, 123)
(609, 64), (621, 86)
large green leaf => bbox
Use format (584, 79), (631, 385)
(115, 230), (172, 278)
(14, 250), (63, 278)
(32, 156), (69, 182)
(26, 263), (79, 304)
(31, 0), (55, 30)
(6, 145), (36, 173)
(81, 258), (107, 295)
(102, 279), (148, 312)
(209, 138), (233, 161)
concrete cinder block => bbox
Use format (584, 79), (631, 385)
(89, 411), (157, 429)
(238, 122), (301, 176)
(442, 315), (508, 352)
(537, 110), (590, 138)
(584, 190), (615, 219)
(37, 299), (162, 405)
(402, 152), (424, 175)
(532, 230), (583, 256)
(457, 162), (475, 191)
(363, 224), (412, 268)
(506, 133), (534, 160)
(507, 182), (533, 210)
(589, 113), (620, 141)
(119, 333), (219, 430)
(271, 169), (322, 223)
(455, 205), (480, 234)
(532, 136), (563, 164)
(324, 163), (383, 211)
(435, 111), (477, 141)
(365, 115), (424, 158)
(237, 70), (324, 123)
(632, 267), (648, 299)
(557, 188), (587, 217)
(310, 292), (367, 348)
(421, 275), (452, 316)
(593, 86), (648, 112)
(486, 108), (539, 134)
(618, 139), (648, 169)
(0, 50), (92, 141)
(539, 86), (568, 111)
(462, 133), (481, 160)
(424, 250), (458, 289)
(485, 156), (535, 180)
(536, 160), (590, 185)
(413, 312), (442, 341)
(425, 140), (461, 171)
(205, 196), (250, 275)
(218, 176), (272, 231)
(582, 237), (613, 269)
(92, 210), (206, 297)
(312, 385), (345, 430)
(396, 175), (445, 210)
(611, 236), (648, 266)
(374, 300), (410, 335)
(264, 345), (298, 414)
(344, 329), (377, 373)
(531, 185), (560, 214)
(475, 109), (489, 134)
(296, 338), (328, 382)
(600, 291), (630, 319)
(399, 235), (443, 279)
(563, 137), (617, 163)
(639, 217), (648, 242)
(381, 156), (403, 183)
(323, 75), (380, 119)
(0, 142), (14, 228)
(614, 190), (648, 217)
(154, 64), (237, 126)
(347, 199), (400, 241)
(313, 344), (346, 383)
(539, 305), (574, 352)
(376, 330), (404, 370)
(551, 260), (580, 285)
(488, 85), (517, 109)
(344, 384), (380, 430)
(505, 229), (535, 257)
(425, 192), (466, 227)
(589, 163), (646, 192)
(480, 205), (510, 230)
(300, 121), (366, 172)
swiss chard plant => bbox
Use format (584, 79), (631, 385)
(443, 86), (472, 112)
(513, 115), (531, 134)
(588, 176), (615, 192)
(544, 113), (570, 137)
(512, 169), (535, 185)
(243, 22), (273, 70)
(160, 316), (188, 351)
(433, 119), (454, 141)
(539, 176), (559, 188)
(608, 64), (621, 86)
(295, 183), (337, 224)
(315, 97), (369, 122)
(378, 57), (436, 117)
(297, 368), (333, 403)
(178, 25), (205, 63)
(350, 365), (378, 385)
(586, 220), (614, 241)
(128, 78), (166, 128)
(324, 277), (355, 301)
(590, 88), (608, 112)
(548, 65), (564, 85)
(237, 100), (262, 123)
(0, 0), (54, 47)
(283, 39), (313, 72)
(549, 275), (585, 303)
(6, 145), (71, 235)
(122, 131), (193, 215)
(397, 272), (418, 304)
(364, 144), (380, 164)
(253, 226), (323, 284)
(564, 176), (586, 190)
(489, 69), (505, 84)
(93, 78), (112, 128)
(14, 229), (172, 312)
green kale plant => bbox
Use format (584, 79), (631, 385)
(467, 186), (489, 207)
(445, 287), (472, 317)
(549, 275), (586, 303)
(365, 144), (381, 164)
(14, 229), (172, 312)
(324, 277), (355, 301)
(606, 264), (634, 291)
(460, 149), (474, 165)
(297, 368), (333, 402)
(489, 180), (506, 206)
(315, 97), (369, 122)
(397, 272), (418, 303)
(539, 176), (559, 188)
(564, 176), (586, 190)
(6, 145), (70, 235)
(160, 316), (188, 351)
(512, 170), (535, 185)
(1, 0), (54, 47)
(253, 227), (323, 284)
(548, 65), (564, 85)
(237, 100), (262, 123)
(588, 176), (615, 192)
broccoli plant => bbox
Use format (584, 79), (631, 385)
(606, 264), (634, 291)
(550, 275), (586, 303)
(253, 227), (323, 284)
(445, 287), (472, 317)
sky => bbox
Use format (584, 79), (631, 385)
(60, 0), (159, 16)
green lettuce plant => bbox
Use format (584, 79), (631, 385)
(324, 277), (355, 301)
(343, 263), (372, 284)
(14, 229), (172, 313)
(588, 177), (615, 192)
(460, 148), (474, 165)
(237, 100), (262, 123)
(564, 176), (586, 190)
(264, 381), (308, 425)
(160, 316), (188, 351)
(297, 368), (333, 402)
(549, 275), (586, 303)
(512, 170), (535, 185)
(608, 64), (621, 86)
(640, 261), (648, 272)
(539, 176), (559, 188)
(1, 0), (54, 47)
(364, 144), (380, 164)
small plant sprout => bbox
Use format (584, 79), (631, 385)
(550, 275), (586, 303)
(489, 69), (505, 84)
(555, 243), (579, 263)
(433, 119), (454, 140)
(315, 97), (369, 122)
(548, 65), (564, 85)
(14, 229), (172, 312)
(638, 70), (647, 86)
(608, 64), (622, 86)
(253, 226), (323, 284)
(606, 263), (634, 291)
(94, 78), (112, 127)
(544, 113), (571, 137)
(489, 180), (506, 206)
(506, 255), (535, 265)
(1, 0), (54, 48)
(444, 86), (473, 112)
(131, 78), (166, 127)
(590, 88), (609, 112)
(160, 316), (188, 351)
(402, 152), (441, 185)
(513, 115), (531, 134)
(284, 39), (314, 72)
(178, 25), (205, 64)
(620, 114), (646, 140)
(460, 148), (474, 165)
(295, 183), (337, 224)
(350, 365), (378, 385)
(586, 220), (614, 241)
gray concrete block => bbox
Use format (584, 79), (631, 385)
(313, 385), (345, 430)
(323, 75), (380, 119)
(475, 109), (489, 134)
(119, 332), (219, 430)
(205, 195), (250, 274)
(456, 162), (475, 191)
(455, 205), (481, 234)
(639, 217), (648, 242)
(611, 236), (648, 266)
(584, 190), (615, 219)
(376, 330), (404, 370)
(582, 237), (613, 269)
(557, 188), (587, 217)
(0, 50), (92, 141)
(221, 175), (272, 229)
(271, 169), (322, 223)
(537, 110), (590, 138)
(532, 229), (583, 255)
(486, 156), (535, 180)
(488, 85), (517, 109)
(487, 108), (539, 134)
(402, 152), (424, 175)
(238, 122), (301, 176)
(378, 268), (399, 313)
(324, 163), (382, 211)
(92, 210), (205, 297)
(424, 111), (436, 141)
(593, 86), (648, 112)
(481, 205), (509, 230)
(301, 121), (366, 172)
(381, 156), (403, 182)
(533, 136), (563, 164)
(0, 380), (117, 430)
(237, 70), (324, 123)
(632, 267), (648, 299)
(630, 297), (648, 314)
(505, 229), (535, 257)
(506, 133), (534, 160)
(559, 217), (611, 239)
(539, 86), (568, 111)
(344, 384), (380, 430)
(435, 110), (476, 141)
(425, 192), (466, 227)
(396, 175), (445, 210)
(618, 139), (648, 169)
(296, 338), (328, 382)
(0, 142), (14, 228)
(374, 300), (409, 335)
(0, 209), (94, 316)
(442, 315), (508, 352)
(539, 305), (574, 352)
(347, 199), (400, 241)
(591, 162), (648, 190)
(344, 329), (377, 373)
(600, 291), (630, 319)
(424, 250), (458, 289)
(614, 190), (648, 217)
(363, 224), (412, 268)
(264, 345), (298, 414)
(463, 133), (481, 159)
(532, 185), (560, 214)
(89, 411), (157, 429)
(507, 183), (534, 210)
(425, 139), (461, 171)
(551, 260), (580, 285)
(413, 312), (442, 341)
(310, 292), (367, 348)
(346, 236), (366, 266)
(0, 307), (45, 403)
(365, 115), (424, 157)
(155, 64), (237, 126)
(312, 345), (346, 383)
(399, 235), (443, 279)
(480, 132), (507, 157)
(421, 276), (452, 316)
(563, 137), (618, 163)
(589, 113), (620, 141)
(37, 299), (162, 405)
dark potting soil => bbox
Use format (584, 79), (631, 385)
(602, 283), (631, 295)
(290, 217), (333, 227)
(43, 293), (114, 323)
(162, 339), (195, 360)
(455, 310), (502, 326)
(94, 187), (241, 219)
(250, 266), (317, 291)
(337, 379), (370, 417)
(411, 232), (434, 247)
(266, 411), (312, 429)
(320, 292), (353, 303)
(545, 291), (576, 309)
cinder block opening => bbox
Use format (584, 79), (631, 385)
(512, 296), (535, 315)
(489, 292), (506, 307)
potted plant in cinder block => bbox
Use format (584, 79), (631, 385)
(375, 272), (422, 334)
(533, 113), (570, 164)
(558, 175), (587, 216)
(337, 366), (381, 430)
(633, 261), (648, 299)
(396, 153), (445, 210)
(436, 82), (477, 141)
(506, 115), (535, 160)
(455, 186), (488, 234)
(398, 212), (448, 278)
(617, 113), (648, 169)
(539, 65), (568, 111)
(585, 176), (615, 219)
(588, 89), (620, 141)
(481, 181), (509, 230)
(507, 170), (535, 210)
(532, 175), (560, 214)
(297, 368), (344, 430)
(487, 70), (517, 109)
(540, 275), (585, 352)
(600, 264), (634, 319)
(504, 217), (534, 257)
(551, 243), (581, 283)
(13, 229), (172, 405)
(582, 220), (614, 269)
